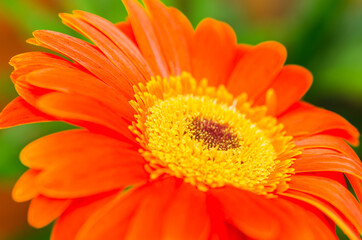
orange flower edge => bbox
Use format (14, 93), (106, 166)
(1, 0), (361, 239)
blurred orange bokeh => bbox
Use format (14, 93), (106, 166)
(0, 184), (29, 239)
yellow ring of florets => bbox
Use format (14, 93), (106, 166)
(130, 72), (300, 195)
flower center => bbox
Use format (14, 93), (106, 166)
(187, 117), (240, 150)
(130, 73), (300, 195)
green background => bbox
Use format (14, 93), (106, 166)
(0, 0), (361, 239)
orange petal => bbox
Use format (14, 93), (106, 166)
(28, 195), (71, 228)
(294, 171), (347, 190)
(122, 0), (169, 76)
(25, 68), (135, 121)
(227, 41), (287, 100)
(282, 189), (360, 240)
(12, 169), (40, 202)
(60, 13), (149, 85)
(225, 224), (247, 240)
(210, 186), (281, 239)
(256, 65), (313, 115)
(308, 171), (347, 187)
(265, 88), (277, 116)
(168, 7), (193, 48)
(31, 30), (134, 99)
(115, 19), (137, 45)
(191, 18), (237, 86)
(289, 175), (362, 234)
(294, 134), (360, 161)
(9, 52), (78, 70)
(293, 153), (362, 179)
(295, 135), (362, 197)
(279, 102), (360, 145)
(37, 148), (147, 198)
(0, 97), (51, 129)
(21, 129), (131, 169)
(143, 0), (191, 75)
(275, 197), (337, 240)
(233, 43), (253, 63)
(11, 65), (75, 84)
(72, 11), (152, 80)
(14, 77), (52, 105)
(221, 43), (253, 85)
(51, 191), (119, 240)
(160, 182), (210, 240)
(204, 195), (228, 240)
(76, 179), (170, 240)
(301, 148), (340, 155)
(73, 11), (152, 80)
(78, 178), (209, 240)
(212, 186), (336, 239)
(11, 65), (47, 83)
(36, 92), (134, 140)
(123, 179), (180, 240)
(10, 52), (80, 83)
(77, 192), (141, 240)
(348, 175), (362, 203)
(13, 68), (135, 133)
(80, 179), (209, 240)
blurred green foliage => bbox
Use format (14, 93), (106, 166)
(0, 0), (360, 239)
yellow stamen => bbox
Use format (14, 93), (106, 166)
(130, 72), (300, 196)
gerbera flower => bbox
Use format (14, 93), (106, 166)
(1, 0), (361, 239)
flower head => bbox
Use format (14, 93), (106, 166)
(1, 0), (362, 239)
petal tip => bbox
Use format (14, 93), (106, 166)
(259, 40), (287, 59)
(26, 37), (40, 46)
(58, 12), (71, 20)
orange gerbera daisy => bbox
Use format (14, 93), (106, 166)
(1, 0), (362, 239)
